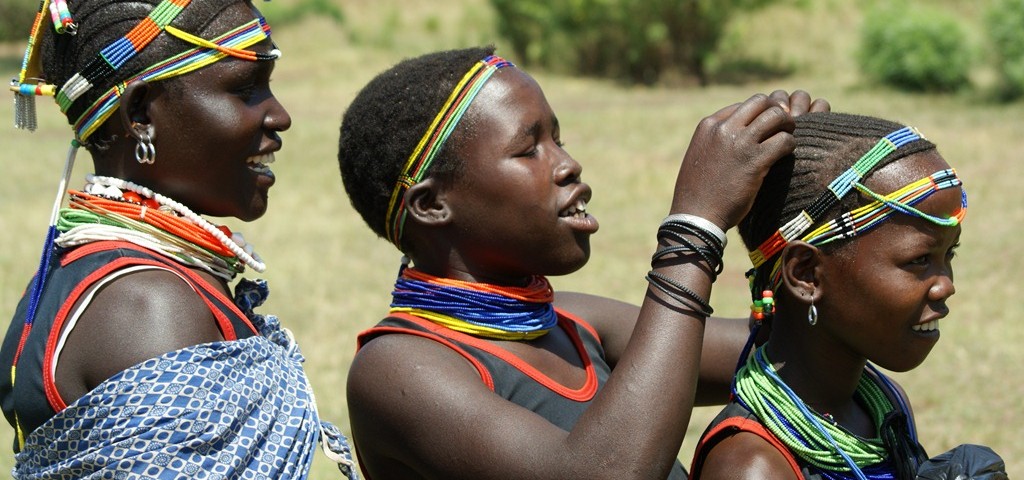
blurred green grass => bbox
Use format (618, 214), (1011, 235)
(1, 0), (1021, 477)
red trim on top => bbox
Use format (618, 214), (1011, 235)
(556, 307), (601, 346)
(357, 325), (495, 391)
(690, 415), (805, 479)
(41, 242), (257, 412)
(62, 241), (257, 336)
(388, 311), (599, 402)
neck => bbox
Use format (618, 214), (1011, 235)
(766, 322), (867, 414)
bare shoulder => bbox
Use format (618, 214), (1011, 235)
(56, 267), (224, 399)
(699, 431), (801, 480)
(346, 329), (582, 479)
(553, 291), (636, 365)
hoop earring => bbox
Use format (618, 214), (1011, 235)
(807, 290), (818, 326)
(133, 123), (156, 164)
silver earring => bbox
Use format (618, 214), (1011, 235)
(133, 123), (156, 164)
(807, 292), (818, 326)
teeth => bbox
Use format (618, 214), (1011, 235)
(911, 319), (939, 332)
(247, 153), (275, 166)
(562, 199), (588, 218)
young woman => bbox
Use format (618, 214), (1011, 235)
(1, 1), (354, 477)
(689, 112), (995, 479)
(337, 45), (828, 479)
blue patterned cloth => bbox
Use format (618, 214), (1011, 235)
(13, 279), (357, 479)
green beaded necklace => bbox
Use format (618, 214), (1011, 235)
(734, 345), (893, 473)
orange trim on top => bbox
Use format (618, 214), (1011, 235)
(389, 311), (599, 402)
(42, 242), (258, 412)
(357, 325), (495, 391)
(690, 414), (805, 479)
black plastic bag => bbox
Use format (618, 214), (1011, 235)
(916, 444), (1008, 480)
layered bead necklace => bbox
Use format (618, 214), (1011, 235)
(389, 265), (558, 340)
(734, 346), (908, 480)
(55, 174), (264, 281)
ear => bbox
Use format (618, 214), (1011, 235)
(403, 178), (452, 228)
(779, 240), (823, 304)
(117, 80), (157, 142)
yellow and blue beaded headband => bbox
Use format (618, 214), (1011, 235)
(747, 128), (967, 319)
(384, 54), (515, 249)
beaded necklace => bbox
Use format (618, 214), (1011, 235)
(389, 265), (558, 340)
(54, 174), (263, 280)
(734, 346), (910, 480)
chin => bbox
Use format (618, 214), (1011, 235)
(877, 344), (937, 373)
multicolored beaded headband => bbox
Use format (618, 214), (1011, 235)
(747, 128), (967, 313)
(749, 127), (923, 269)
(384, 54), (515, 249)
(11, 0), (279, 143)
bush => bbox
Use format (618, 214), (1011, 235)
(0, 1), (41, 42)
(490, 0), (776, 86)
(858, 5), (972, 93)
(985, 0), (1024, 100)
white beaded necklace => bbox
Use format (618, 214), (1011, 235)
(86, 174), (266, 273)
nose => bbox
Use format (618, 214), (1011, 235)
(553, 147), (582, 186)
(928, 272), (955, 302)
(264, 94), (292, 133)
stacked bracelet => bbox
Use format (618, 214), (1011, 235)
(645, 213), (727, 317)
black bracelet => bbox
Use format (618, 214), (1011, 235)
(645, 270), (714, 316)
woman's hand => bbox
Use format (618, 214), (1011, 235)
(769, 89), (831, 117)
(669, 93), (797, 230)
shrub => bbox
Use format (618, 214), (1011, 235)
(985, 0), (1024, 100)
(490, 0), (776, 86)
(0, 1), (41, 42)
(858, 5), (972, 93)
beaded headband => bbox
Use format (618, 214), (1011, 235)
(748, 128), (967, 297)
(749, 127), (923, 269)
(11, 0), (280, 142)
(383, 54), (515, 249)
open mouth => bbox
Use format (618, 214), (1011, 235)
(911, 319), (939, 332)
(246, 152), (275, 174)
(560, 198), (588, 219)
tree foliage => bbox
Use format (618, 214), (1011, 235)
(985, 0), (1024, 100)
(490, 0), (776, 86)
(858, 4), (972, 93)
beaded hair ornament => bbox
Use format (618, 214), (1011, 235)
(384, 54), (515, 249)
(747, 127), (967, 321)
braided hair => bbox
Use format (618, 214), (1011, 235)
(39, 0), (238, 140)
(739, 112), (937, 292)
(337, 45), (496, 242)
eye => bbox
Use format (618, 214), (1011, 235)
(232, 83), (257, 101)
(946, 242), (961, 261)
(908, 255), (929, 266)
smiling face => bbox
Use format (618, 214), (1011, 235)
(125, 2), (291, 221)
(438, 68), (599, 283)
(816, 150), (962, 372)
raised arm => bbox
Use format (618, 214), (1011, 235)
(349, 93), (797, 479)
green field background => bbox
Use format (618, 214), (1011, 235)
(1, 0), (1021, 477)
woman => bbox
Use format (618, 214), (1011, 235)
(336, 45), (828, 479)
(1, 0), (354, 477)
(689, 112), (1004, 479)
